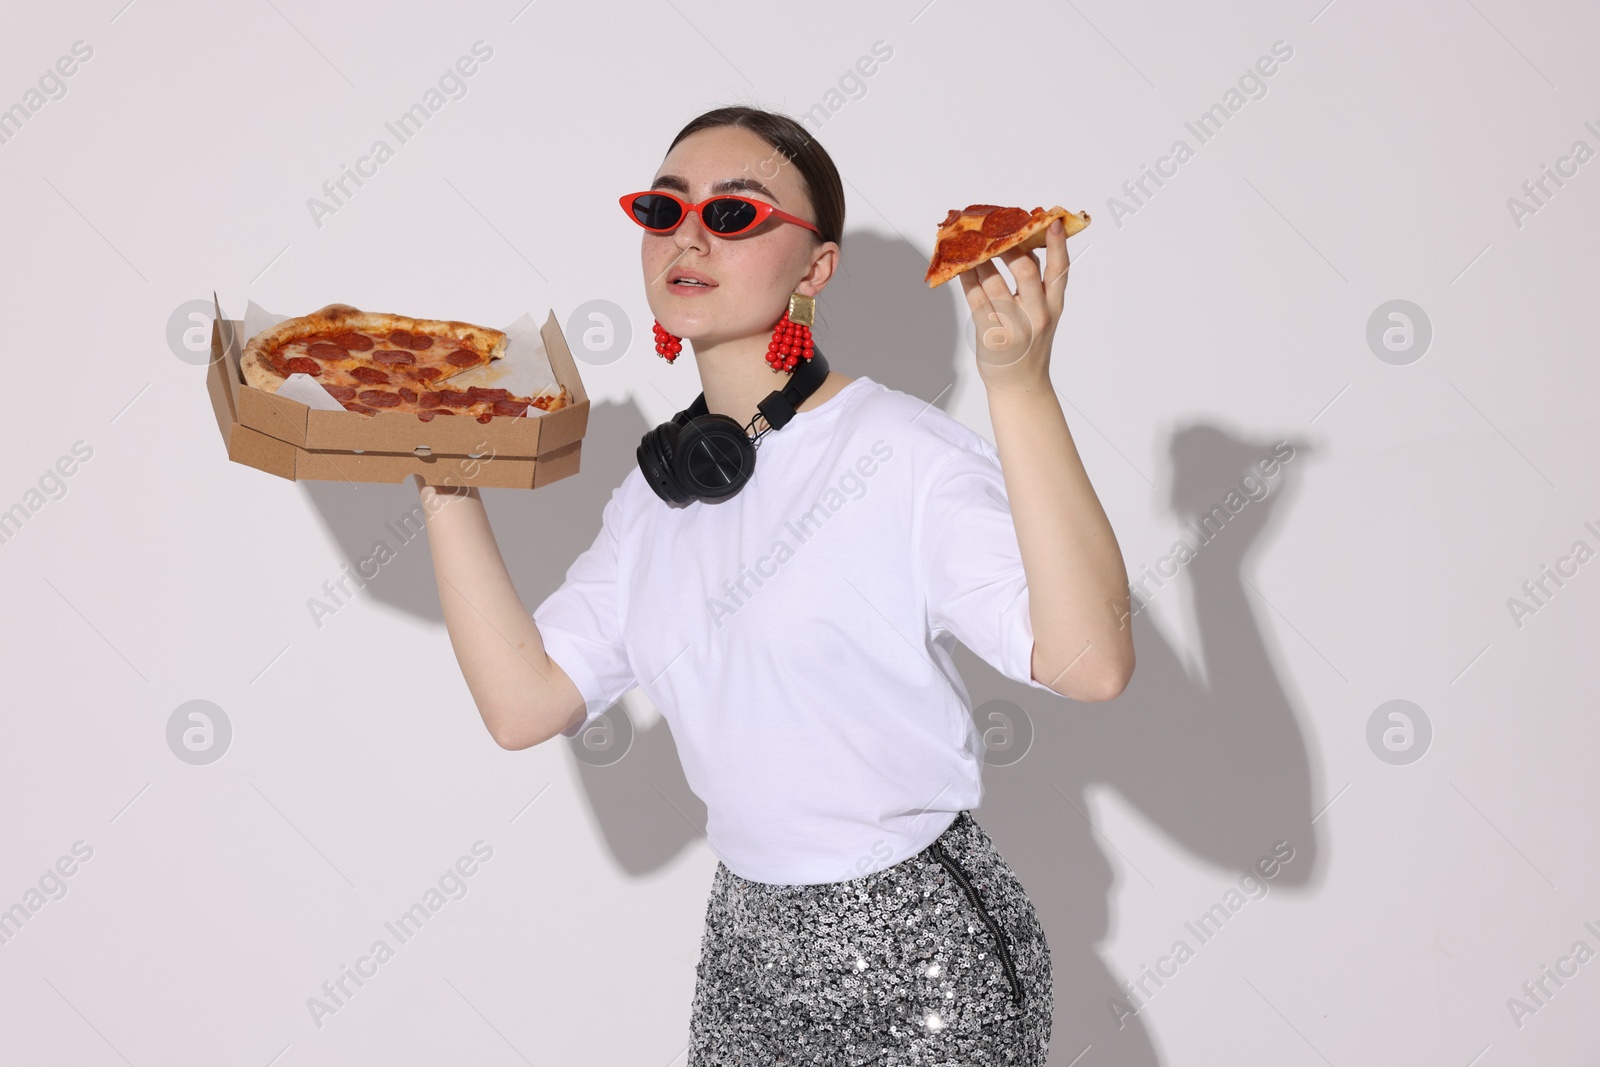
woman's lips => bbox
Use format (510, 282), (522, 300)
(668, 279), (717, 296)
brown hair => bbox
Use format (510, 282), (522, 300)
(666, 106), (845, 247)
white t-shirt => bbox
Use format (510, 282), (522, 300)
(532, 374), (1057, 885)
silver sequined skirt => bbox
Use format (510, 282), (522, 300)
(688, 810), (1053, 1066)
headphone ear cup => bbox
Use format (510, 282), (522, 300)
(638, 421), (694, 506)
(675, 415), (756, 503)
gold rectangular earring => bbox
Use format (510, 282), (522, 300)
(787, 292), (815, 328)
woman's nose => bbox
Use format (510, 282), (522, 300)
(674, 208), (710, 249)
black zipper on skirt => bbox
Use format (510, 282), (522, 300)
(926, 839), (1025, 1006)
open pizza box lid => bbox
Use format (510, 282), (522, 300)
(205, 293), (591, 489)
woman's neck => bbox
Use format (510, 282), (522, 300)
(694, 333), (847, 426)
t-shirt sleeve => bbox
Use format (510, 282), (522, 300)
(915, 440), (1058, 694)
(531, 482), (639, 736)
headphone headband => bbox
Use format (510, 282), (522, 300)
(673, 347), (830, 437)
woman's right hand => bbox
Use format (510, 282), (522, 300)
(412, 471), (472, 500)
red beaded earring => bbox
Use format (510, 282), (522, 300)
(766, 293), (815, 373)
(653, 319), (682, 363)
(654, 293), (815, 370)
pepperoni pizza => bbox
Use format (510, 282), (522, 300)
(241, 303), (570, 423)
(924, 204), (1091, 288)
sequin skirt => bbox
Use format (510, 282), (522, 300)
(687, 810), (1052, 1066)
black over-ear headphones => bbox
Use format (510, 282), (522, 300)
(637, 348), (831, 506)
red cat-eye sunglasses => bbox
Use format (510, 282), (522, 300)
(619, 190), (821, 238)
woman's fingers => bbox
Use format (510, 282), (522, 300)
(997, 245), (1047, 325)
(957, 260), (1030, 366)
(1042, 218), (1070, 319)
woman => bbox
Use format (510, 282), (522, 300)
(417, 106), (1133, 1064)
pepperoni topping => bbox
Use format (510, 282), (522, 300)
(397, 386), (417, 404)
(476, 412), (494, 424)
(357, 389), (402, 407)
(980, 207), (1033, 239)
(350, 366), (390, 384)
(962, 204), (1005, 216)
(373, 349), (415, 365)
(341, 401), (379, 415)
(322, 384), (357, 402)
(936, 230), (988, 263)
(415, 410), (437, 422)
(262, 351), (291, 378)
(492, 398), (531, 417)
(330, 330), (373, 351)
(417, 391), (442, 409)
(429, 407), (456, 416)
(466, 386), (510, 402)
(411, 366), (444, 383)
(306, 342), (348, 361)
(285, 356), (322, 376)
(388, 330), (435, 350)
(436, 389), (472, 409)
(446, 349), (481, 368)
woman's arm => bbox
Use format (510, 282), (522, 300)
(986, 385), (1133, 700)
(959, 219), (1135, 701)
(413, 476), (587, 747)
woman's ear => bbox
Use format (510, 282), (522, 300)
(799, 241), (840, 297)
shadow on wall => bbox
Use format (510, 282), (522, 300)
(965, 422), (1320, 1065)
(299, 230), (1319, 1067)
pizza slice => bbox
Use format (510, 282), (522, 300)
(243, 303), (503, 394)
(924, 204), (1091, 288)
(337, 382), (573, 422)
(239, 303), (568, 422)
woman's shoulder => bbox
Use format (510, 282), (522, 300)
(846, 376), (998, 466)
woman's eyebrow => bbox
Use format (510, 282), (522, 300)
(650, 174), (781, 204)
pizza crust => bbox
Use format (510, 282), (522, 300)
(240, 303), (509, 394)
(924, 205), (1091, 288)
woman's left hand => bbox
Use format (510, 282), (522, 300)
(957, 217), (1071, 392)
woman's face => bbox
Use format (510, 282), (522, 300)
(642, 125), (838, 347)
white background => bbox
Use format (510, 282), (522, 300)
(1, 0), (1597, 1064)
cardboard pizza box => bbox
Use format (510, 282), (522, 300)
(204, 294), (589, 488)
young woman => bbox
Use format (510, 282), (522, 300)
(417, 106), (1133, 1064)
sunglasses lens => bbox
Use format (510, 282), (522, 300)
(702, 197), (758, 234)
(630, 193), (683, 231)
